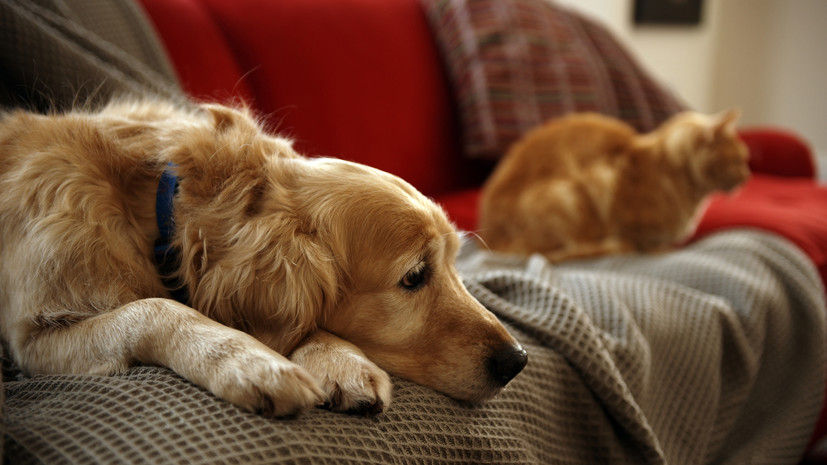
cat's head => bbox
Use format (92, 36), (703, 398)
(658, 109), (750, 193)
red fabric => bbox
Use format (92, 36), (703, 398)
(694, 176), (827, 279)
(435, 189), (482, 232)
(740, 128), (816, 179)
(137, 0), (254, 104)
(142, 0), (479, 197)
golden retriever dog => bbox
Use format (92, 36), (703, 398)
(0, 100), (526, 417)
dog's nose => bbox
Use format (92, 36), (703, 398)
(489, 344), (528, 386)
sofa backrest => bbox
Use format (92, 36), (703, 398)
(139, 0), (491, 197)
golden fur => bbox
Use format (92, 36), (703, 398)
(0, 100), (526, 416)
(479, 110), (750, 261)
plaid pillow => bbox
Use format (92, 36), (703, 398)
(421, 0), (686, 159)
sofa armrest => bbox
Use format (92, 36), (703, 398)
(740, 128), (816, 179)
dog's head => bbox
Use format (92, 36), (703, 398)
(298, 158), (528, 402)
(168, 104), (526, 402)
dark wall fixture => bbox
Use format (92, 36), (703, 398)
(634, 0), (703, 25)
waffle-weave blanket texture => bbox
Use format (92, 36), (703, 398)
(2, 230), (824, 464)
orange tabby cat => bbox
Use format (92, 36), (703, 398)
(479, 110), (749, 261)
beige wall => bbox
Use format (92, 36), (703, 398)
(555, 0), (827, 158)
(555, 0), (720, 112)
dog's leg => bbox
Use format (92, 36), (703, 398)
(290, 329), (392, 415)
(15, 298), (324, 416)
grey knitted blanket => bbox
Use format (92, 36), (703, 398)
(3, 230), (824, 464)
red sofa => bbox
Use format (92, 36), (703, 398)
(137, 0), (827, 460)
(137, 0), (827, 281)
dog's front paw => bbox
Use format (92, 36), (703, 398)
(321, 352), (392, 415)
(290, 330), (392, 415)
(207, 344), (325, 417)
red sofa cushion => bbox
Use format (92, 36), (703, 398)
(696, 176), (827, 289)
(740, 127), (817, 178)
(138, 0), (255, 104)
(140, 0), (487, 197)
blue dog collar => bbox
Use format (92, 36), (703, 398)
(154, 166), (188, 304)
(155, 167), (178, 242)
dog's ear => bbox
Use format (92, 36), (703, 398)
(184, 216), (339, 349)
(204, 104), (239, 133)
(167, 103), (272, 211)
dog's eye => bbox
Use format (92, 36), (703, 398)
(400, 263), (427, 291)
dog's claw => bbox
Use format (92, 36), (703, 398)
(320, 398), (385, 416)
(347, 399), (384, 416)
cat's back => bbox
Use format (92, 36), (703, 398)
(483, 113), (636, 196)
(515, 112), (635, 167)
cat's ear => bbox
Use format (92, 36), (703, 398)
(713, 108), (741, 137)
